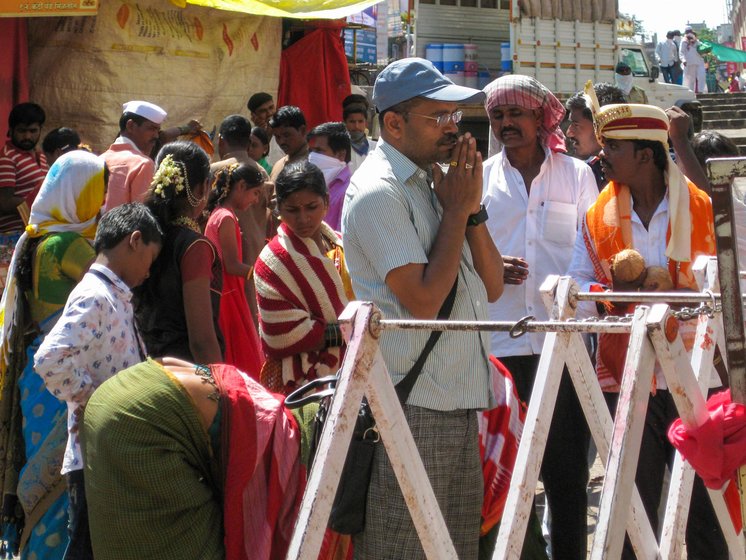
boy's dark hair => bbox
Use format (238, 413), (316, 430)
(219, 115), (252, 148)
(275, 160), (327, 206)
(342, 94), (369, 110)
(95, 202), (163, 253)
(594, 83), (627, 106)
(343, 103), (368, 121)
(42, 127), (81, 154)
(9, 102), (46, 129)
(691, 130), (740, 169)
(247, 92), (273, 113)
(632, 139), (669, 173)
(308, 122), (351, 162)
(565, 83), (626, 120)
(118, 112), (147, 132)
(268, 106), (306, 130)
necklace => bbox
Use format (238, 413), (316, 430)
(171, 215), (201, 233)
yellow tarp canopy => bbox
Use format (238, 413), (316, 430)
(169, 0), (383, 19)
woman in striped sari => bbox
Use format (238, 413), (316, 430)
(254, 160), (353, 396)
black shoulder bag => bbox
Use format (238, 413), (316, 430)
(286, 278), (458, 535)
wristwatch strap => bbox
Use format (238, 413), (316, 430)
(467, 204), (488, 227)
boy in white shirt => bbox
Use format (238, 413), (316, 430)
(35, 202), (162, 559)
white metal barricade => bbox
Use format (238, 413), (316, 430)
(287, 269), (744, 559)
(288, 157), (746, 558)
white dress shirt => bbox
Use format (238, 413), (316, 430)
(349, 138), (377, 174)
(567, 194), (720, 390)
(35, 264), (146, 473)
(656, 39), (679, 67)
(483, 147), (597, 357)
(680, 39), (705, 66)
(568, 196), (669, 308)
(266, 135), (284, 166)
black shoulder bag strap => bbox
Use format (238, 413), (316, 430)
(395, 277), (458, 404)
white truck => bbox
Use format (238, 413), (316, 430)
(412, 3), (702, 130)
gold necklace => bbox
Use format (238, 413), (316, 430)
(171, 215), (201, 233)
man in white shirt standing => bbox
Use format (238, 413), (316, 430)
(481, 75), (597, 559)
(656, 31), (680, 84)
(680, 26), (708, 93)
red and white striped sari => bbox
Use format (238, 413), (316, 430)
(255, 221), (349, 394)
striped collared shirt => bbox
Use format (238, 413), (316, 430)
(342, 140), (494, 411)
(0, 141), (48, 233)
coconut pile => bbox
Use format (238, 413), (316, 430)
(609, 249), (674, 291)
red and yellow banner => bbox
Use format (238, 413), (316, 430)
(0, 0), (98, 17)
(169, 0), (382, 19)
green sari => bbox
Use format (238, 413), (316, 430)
(83, 360), (223, 560)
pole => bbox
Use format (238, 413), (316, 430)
(708, 156), (746, 529)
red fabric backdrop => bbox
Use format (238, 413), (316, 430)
(0, 19), (29, 137)
(277, 27), (351, 130)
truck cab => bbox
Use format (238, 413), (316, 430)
(618, 41), (703, 131)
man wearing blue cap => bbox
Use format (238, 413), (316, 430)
(342, 58), (504, 558)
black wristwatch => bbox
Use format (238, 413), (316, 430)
(467, 204), (488, 227)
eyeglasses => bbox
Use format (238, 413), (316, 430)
(407, 110), (463, 127)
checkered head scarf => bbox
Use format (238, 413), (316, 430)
(483, 75), (567, 153)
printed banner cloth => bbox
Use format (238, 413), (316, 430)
(170, 0), (383, 20)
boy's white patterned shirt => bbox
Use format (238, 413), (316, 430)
(35, 263), (145, 474)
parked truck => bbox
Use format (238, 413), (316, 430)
(510, 17), (701, 129)
(411, 2), (701, 144)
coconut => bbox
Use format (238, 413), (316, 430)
(642, 266), (674, 292)
(610, 249), (646, 285)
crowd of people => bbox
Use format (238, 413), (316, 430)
(0, 49), (737, 560)
(654, 26), (709, 93)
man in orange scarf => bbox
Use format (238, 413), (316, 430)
(568, 103), (727, 558)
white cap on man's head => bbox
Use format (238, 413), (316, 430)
(122, 100), (167, 125)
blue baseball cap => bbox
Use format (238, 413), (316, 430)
(372, 57), (486, 112)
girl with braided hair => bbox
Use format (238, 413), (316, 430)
(205, 164), (264, 378)
(135, 141), (224, 364)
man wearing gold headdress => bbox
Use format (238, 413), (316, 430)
(568, 103), (726, 558)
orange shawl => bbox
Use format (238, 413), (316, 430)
(584, 179), (714, 290)
(582, 179), (715, 390)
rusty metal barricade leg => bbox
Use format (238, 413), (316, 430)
(590, 305), (658, 560)
(491, 328), (569, 559)
(553, 278), (659, 560)
(286, 301), (458, 560)
(494, 277), (660, 559)
(647, 304), (746, 560)
(709, 156), (746, 537)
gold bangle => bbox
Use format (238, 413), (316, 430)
(246, 266), (254, 281)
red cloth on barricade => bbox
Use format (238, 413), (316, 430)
(668, 389), (746, 533)
(277, 27), (350, 130)
(479, 356), (526, 535)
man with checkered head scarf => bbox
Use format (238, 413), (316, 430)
(481, 74), (598, 559)
(568, 102), (727, 559)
